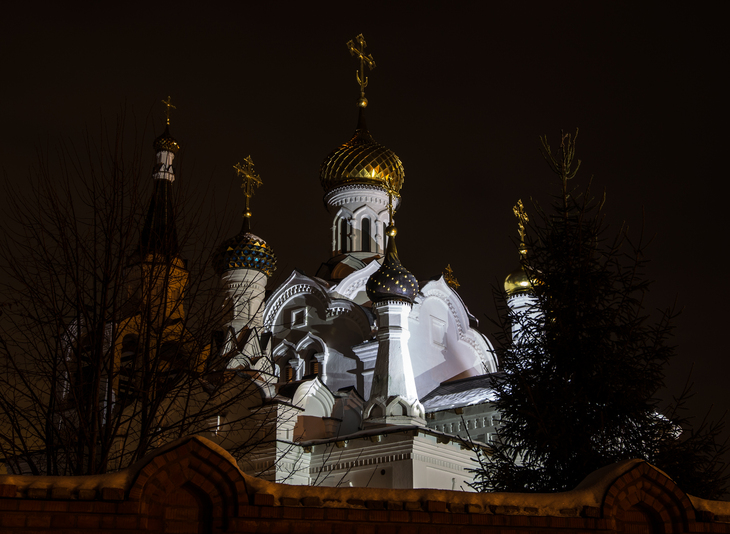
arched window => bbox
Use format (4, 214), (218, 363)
(361, 218), (371, 252)
(339, 218), (349, 253)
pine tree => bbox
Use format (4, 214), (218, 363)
(472, 130), (728, 498)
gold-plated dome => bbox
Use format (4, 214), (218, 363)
(504, 265), (531, 296)
(320, 112), (404, 195)
(504, 264), (541, 296)
(153, 125), (180, 154)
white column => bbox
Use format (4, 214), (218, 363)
(222, 269), (267, 332)
(364, 301), (425, 426)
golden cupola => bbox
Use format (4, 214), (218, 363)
(320, 109), (405, 195)
(320, 34), (404, 196)
(504, 264), (533, 296)
(504, 200), (537, 297)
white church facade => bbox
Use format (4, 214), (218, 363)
(201, 36), (535, 490)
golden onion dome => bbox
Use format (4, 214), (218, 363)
(320, 110), (404, 195)
(504, 263), (540, 296)
(153, 125), (180, 154)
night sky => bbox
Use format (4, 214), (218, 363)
(2, 3), (728, 462)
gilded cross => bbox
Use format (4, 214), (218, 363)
(234, 156), (262, 218)
(161, 96), (176, 125)
(444, 264), (460, 290)
(513, 199), (529, 255)
(385, 175), (396, 231)
(346, 34), (376, 101)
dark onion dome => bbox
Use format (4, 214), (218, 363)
(320, 109), (404, 195)
(153, 125), (181, 154)
(366, 228), (418, 304)
(214, 219), (277, 277)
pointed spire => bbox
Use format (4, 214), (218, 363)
(366, 185), (418, 303)
(139, 98), (181, 257)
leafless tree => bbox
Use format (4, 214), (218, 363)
(0, 110), (280, 476)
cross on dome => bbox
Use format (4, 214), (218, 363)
(234, 156), (262, 220)
(161, 95), (176, 125)
(346, 33), (376, 107)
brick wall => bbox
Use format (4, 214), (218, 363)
(0, 436), (728, 533)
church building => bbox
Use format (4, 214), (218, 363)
(205, 35), (530, 490)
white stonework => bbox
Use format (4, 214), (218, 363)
(364, 301), (425, 426)
(325, 185), (399, 255)
(507, 291), (541, 346)
(213, 109), (505, 491)
(153, 149), (176, 182)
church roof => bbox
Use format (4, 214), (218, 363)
(214, 218), (277, 277)
(320, 109), (405, 195)
(366, 231), (418, 304)
(153, 125), (180, 154)
(421, 373), (499, 412)
(138, 156), (179, 257)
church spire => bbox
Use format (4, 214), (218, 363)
(139, 97), (181, 257)
(363, 184), (424, 427)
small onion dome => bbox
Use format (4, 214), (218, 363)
(153, 125), (181, 154)
(214, 220), (277, 277)
(366, 228), (418, 304)
(320, 109), (404, 195)
(504, 264), (539, 296)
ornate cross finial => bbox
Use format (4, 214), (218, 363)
(443, 264), (460, 290)
(161, 96), (176, 125)
(346, 33), (376, 106)
(513, 199), (529, 256)
(234, 156), (262, 219)
(384, 175), (396, 237)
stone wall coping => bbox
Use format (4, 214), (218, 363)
(1, 435), (728, 522)
(0, 435), (236, 499)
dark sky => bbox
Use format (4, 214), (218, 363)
(2, 3), (728, 455)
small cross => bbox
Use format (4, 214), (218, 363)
(346, 34), (376, 100)
(444, 264), (460, 290)
(513, 199), (529, 254)
(161, 96), (176, 125)
(234, 156), (262, 218)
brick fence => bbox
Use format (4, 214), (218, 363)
(1, 435), (728, 533)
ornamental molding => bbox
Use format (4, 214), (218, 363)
(264, 272), (372, 337)
(418, 283), (491, 365)
(264, 278), (329, 329)
(325, 185), (400, 210)
(326, 303), (372, 336)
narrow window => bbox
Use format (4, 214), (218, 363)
(362, 218), (371, 252)
(339, 218), (349, 253)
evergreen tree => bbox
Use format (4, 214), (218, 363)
(472, 130), (728, 498)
